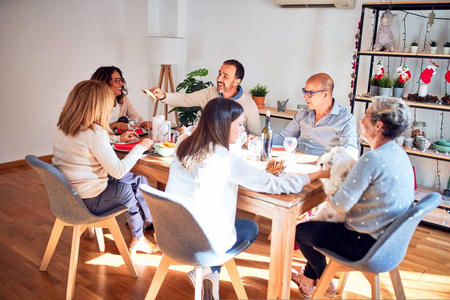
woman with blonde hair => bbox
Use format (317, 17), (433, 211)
(52, 80), (158, 253)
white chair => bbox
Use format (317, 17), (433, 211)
(26, 155), (138, 300)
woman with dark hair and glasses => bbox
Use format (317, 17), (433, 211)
(91, 66), (152, 137)
(165, 97), (328, 300)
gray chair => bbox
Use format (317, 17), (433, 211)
(312, 192), (441, 299)
(140, 184), (253, 300)
(25, 155), (138, 300)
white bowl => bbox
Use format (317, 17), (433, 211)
(154, 143), (175, 157)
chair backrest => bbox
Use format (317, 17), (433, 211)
(25, 155), (102, 225)
(354, 192), (441, 273)
(140, 184), (235, 267)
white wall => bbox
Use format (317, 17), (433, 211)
(1, 0), (448, 190)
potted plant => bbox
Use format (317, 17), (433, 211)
(170, 68), (214, 126)
(410, 41), (419, 53)
(378, 76), (394, 97)
(369, 76), (380, 96)
(443, 41), (450, 55)
(393, 77), (405, 98)
(249, 84), (269, 109)
(429, 40), (438, 54)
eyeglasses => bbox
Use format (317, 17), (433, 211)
(111, 77), (126, 84)
(302, 88), (326, 98)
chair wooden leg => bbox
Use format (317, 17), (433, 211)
(389, 267), (405, 299)
(363, 272), (380, 300)
(95, 227), (105, 252)
(145, 254), (172, 300)
(84, 226), (95, 239)
(336, 271), (349, 295)
(224, 259), (248, 299)
(66, 225), (83, 300)
(104, 218), (138, 277)
(40, 218), (65, 271)
(312, 260), (340, 299)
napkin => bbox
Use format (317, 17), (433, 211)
(272, 145), (285, 152)
(113, 141), (141, 151)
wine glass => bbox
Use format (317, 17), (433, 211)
(248, 138), (262, 161)
(158, 122), (171, 142)
(283, 137), (298, 153)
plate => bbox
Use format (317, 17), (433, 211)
(431, 142), (450, 153)
(112, 141), (141, 152)
(284, 163), (321, 174)
(115, 127), (148, 136)
(437, 139), (450, 147)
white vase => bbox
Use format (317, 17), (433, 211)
(410, 46), (419, 53)
(430, 46), (437, 54)
(418, 84), (428, 97)
(444, 47), (450, 55)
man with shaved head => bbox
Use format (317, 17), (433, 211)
(272, 73), (357, 158)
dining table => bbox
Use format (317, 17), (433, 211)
(116, 147), (327, 299)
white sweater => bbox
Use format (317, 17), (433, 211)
(165, 145), (310, 254)
(52, 124), (144, 199)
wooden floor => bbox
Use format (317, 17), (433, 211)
(0, 163), (449, 300)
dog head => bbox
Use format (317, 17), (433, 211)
(317, 147), (357, 179)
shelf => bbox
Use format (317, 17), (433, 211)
(258, 107), (297, 120)
(362, 2), (450, 11)
(359, 50), (450, 60)
(415, 186), (450, 230)
(354, 95), (450, 112)
(359, 141), (450, 162)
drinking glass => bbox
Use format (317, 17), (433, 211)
(248, 138), (262, 161)
(283, 137), (298, 154)
(237, 131), (247, 148)
(158, 122), (171, 142)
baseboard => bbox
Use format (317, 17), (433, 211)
(0, 155), (53, 170)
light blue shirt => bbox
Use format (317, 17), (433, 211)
(272, 100), (357, 156)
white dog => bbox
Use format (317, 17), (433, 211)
(309, 147), (357, 222)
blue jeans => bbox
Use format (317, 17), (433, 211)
(211, 218), (259, 273)
(82, 173), (152, 239)
(295, 221), (376, 280)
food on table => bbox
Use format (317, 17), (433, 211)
(265, 159), (286, 176)
(156, 142), (175, 148)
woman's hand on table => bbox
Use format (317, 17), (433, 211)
(112, 122), (129, 132)
(140, 121), (152, 130)
(120, 131), (139, 142)
(307, 169), (330, 182)
(139, 138), (155, 151)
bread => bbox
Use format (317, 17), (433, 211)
(141, 89), (157, 103)
(265, 159), (286, 176)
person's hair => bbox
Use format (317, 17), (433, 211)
(90, 66), (128, 104)
(370, 97), (412, 139)
(57, 80), (115, 137)
(307, 73), (334, 93)
(176, 97), (244, 169)
(223, 59), (245, 81)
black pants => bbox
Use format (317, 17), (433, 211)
(295, 221), (376, 280)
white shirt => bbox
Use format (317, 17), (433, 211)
(165, 144), (310, 254)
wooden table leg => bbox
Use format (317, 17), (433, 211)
(267, 205), (299, 299)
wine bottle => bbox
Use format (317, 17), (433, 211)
(261, 111), (272, 161)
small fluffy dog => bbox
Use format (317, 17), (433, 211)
(309, 147), (357, 222)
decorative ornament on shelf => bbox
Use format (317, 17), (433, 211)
(348, 20), (362, 106)
(396, 63), (411, 83)
(374, 60), (385, 80)
(420, 61), (439, 84)
(373, 10), (396, 52)
(427, 10), (436, 28)
(445, 70), (450, 84)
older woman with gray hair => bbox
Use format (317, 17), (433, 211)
(291, 97), (413, 298)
